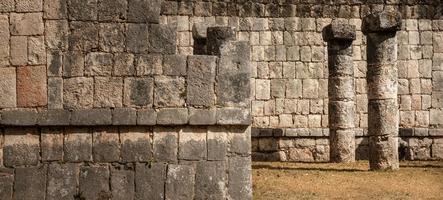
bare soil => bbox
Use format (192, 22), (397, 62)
(253, 161), (443, 200)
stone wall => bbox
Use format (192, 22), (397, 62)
(0, 0), (252, 199)
(157, 0), (443, 162)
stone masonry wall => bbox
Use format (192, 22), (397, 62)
(158, 0), (443, 162)
(0, 0), (253, 199)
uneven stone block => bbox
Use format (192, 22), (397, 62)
(194, 1), (212, 16)
(68, 21), (99, 51)
(206, 27), (236, 55)
(433, 71), (443, 91)
(135, 54), (162, 75)
(157, 108), (188, 125)
(128, 0), (161, 23)
(10, 36), (27, 66)
(68, 0), (97, 21)
(44, 0), (68, 19)
(289, 147), (315, 162)
(330, 129), (356, 162)
(99, 23), (125, 52)
(229, 126), (251, 156)
(430, 109), (443, 125)
(255, 79), (270, 100)
(93, 128), (120, 162)
(14, 166), (47, 200)
(123, 77), (153, 108)
(0, 15), (9, 67)
(3, 128), (39, 166)
(0, 0), (14, 12)
(302, 79), (319, 98)
(114, 53), (135, 76)
(187, 55), (217, 106)
(120, 127), (152, 162)
(135, 163), (167, 200)
(179, 128), (207, 160)
(94, 77), (123, 108)
(85, 52), (113, 76)
(195, 161), (226, 200)
(228, 156), (252, 200)
(0, 170), (13, 200)
(41, 128), (64, 161)
(126, 24), (149, 53)
(70, 109), (112, 125)
(63, 51), (84, 77)
(46, 163), (78, 200)
(189, 108), (216, 125)
(64, 128), (92, 162)
(47, 51), (63, 77)
(0, 109), (38, 126)
(207, 127), (228, 161)
(10, 13), (44, 35)
(163, 55), (187, 76)
(149, 24), (177, 54)
(113, 108), (137, 125)
(16, 66), (47, 107)
(154, 76), (185, 107)
(47, 77), (63, 109)
(153, 127), (178, 162)
(166, 164), (196, 200)
(137, 109), (157, 125)
(28, 36), (46, 64)
(63, 77), (93, 109)
(111, 167), (135, 200)
(217, 108), (251, 125)
(0, 68), (16, 108)
(37, 109), (71, 126)
(98, 0), (127, 21)
(79, 166), (111, 200)
(323, 20), (356, 42)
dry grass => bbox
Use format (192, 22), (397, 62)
(253, 161), (443, 200)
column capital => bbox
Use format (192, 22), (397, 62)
(322, 20), (356, 42)
(363, 10), (402, 34)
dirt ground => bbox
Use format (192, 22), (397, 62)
(253, 161), (443, 200)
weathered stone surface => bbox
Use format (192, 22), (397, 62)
(111, 167), (135, 200)
(207, 27), (236, 55)
(228, 156), (252, 200)
(3, 128), (39, 166)
(28, 36), (46, 65)
(124, 77), (153, 107)
(328, 55), (354, 76)
(94, 77), (123, 108)
(0, 68), (17, 108)
(47, 77), (63, 109)
(126, 24), (149, 53)
(153, 127), (178, 162)
(207, 127), (228, 161)
(0, 15), (9, 67)
(137, 109), (157, 125)
(63, 77), (93, 109)
(85, 52), (113, 76)
(128, 0), (161, 23)
(63, 51), (84, 77)
(363, 10), (401, 33)
(0, 109), (38, 126)
(114, 53), (135, 76)
(10, 36), (27, 66)
(10, 13), (44, 35)
(368, 135), (399, 170)
(98, 0), (127, 21)
(113, 108), (137, 125)
(187, 55), (217, 106)
(366, 34), (398, 64)
(79, 166), (111, 200)
(157, 108), (188, 125)
(120, 127), (152, 162)
(163, 55), (187, 76)
(37, 109), (70, 125)
(330, 129), (355, 163)
(149, 24), (177, 54)
(46, 163), (78, 200)
(154, 76), (185, 107)
(14, 166), (47, 200)
(323, 21), (355, 43)
(135, 163), (166, 200)
(430, 109), (443, 125)
(99, 23), (125, 52)
(93, 128), (120, 162)
(229, 126), (251, 156)
(70, 109), (112, 125)
(217, 108), (251, 125)
(195, 161), (226, 200)
(189, 108), (216, 125)
(0, 170), (13, 200)
(68, 0), (97, 21)
(44, 0), (68, 19)
(367, 65), (398, 99)
(41, 128), (64, 161)
(68, 21), (99, 51)
(0, 0), (14, 12)
(166, 164), (196, 200)
(179, 127), (207, 160)
(135, 54), (162, 75)
(368, 99), (399, 136)
(64, 128), (92, 162)
(328, 101), (355, 129)
(16, 66), (47, 107)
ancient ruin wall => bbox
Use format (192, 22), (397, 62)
(0, 0), (252, 199)
(158, 0), (443, 162)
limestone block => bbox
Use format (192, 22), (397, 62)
(0, 68), (17, 108)
(68, 0), (97, 21)
(37, 109), (69, 126)
(302, 79), (319, 98)
(128, 0), (161, 23)
(330, 129), (355, 162)
(189, 108), (216, 125)
(63, 77), (93, 109)
(187, 55), (216, 106)
(114, 53), (135, 76)
(0, 170), (13, 199)
(93, 128), (120, 162)
(217, 108), (250, 125)
(328, 77), (355, 100)
(433, 32), (443, 53)
(135, 163), (167, 200)
(149, 24), (177, 54)
(137, 109), (157, 125)
(433, 71), (443, 92)
(228, 156), (252, 200)
(206, 27), (236, 55)
(10, 13), (44, 35)
(166, 164), (196, 200)
(45, 20), (69, 50)
(85, 52), (113, 76)
(120, 127), (152, 162)
(112, 108), (137, 125)
(430, 109), (443, 125)
(110, 167), (134, 200)
(70, 109), (112, 125)
(68, 22), (99, 51)
(0, 109), (38, 125)
(64, 128), (92, 162)
(179, 127), (207, 160)
(368, 99), (399, 136)
(366, 34), (397, 64)
(14, 166), (47, 200)
(16, 66), (47, 107)
(328, 55), (353, 76)
(153, 127), (178, 162)
(63, 51), (84, 77)
(271, 79), (285, 98)
(256, 79), (270, 100)
(3, 128), (40, 167)
(126, 24), (149, 53)
(286, 79), (302, 98)
(99, 23), (125, 52)
(94, 77), (123, 108)
(136, 54), (162, 75)
(194, 1), (212, 16)
(10, 36), (27, 66)
(79, 166), (110, 199)
(41, 128), (64, 161)
(0, 0), (14, 12)
(15, 0), (42, 12)
(323, 20), (356, 42)
(0, 15), (9, 67)
(157, 108), (188, 125)
(98, 0), (127, 21)
(44, 0), (68, 19)
(367, 64), (398, 99)
(328, 101), (355, 129)
(27, 37), (46, 65)
(195, 161), (226, 199)
(163, 55), (187, 76)
(207, 127), (228, 161)
(154, 76), (185, 107)
(46, 163), (78, 200)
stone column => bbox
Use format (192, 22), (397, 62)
(323, 20), (356, 163)
(363, 10), (401, 170)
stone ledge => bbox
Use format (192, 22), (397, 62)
(0, 107), (250, 126)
